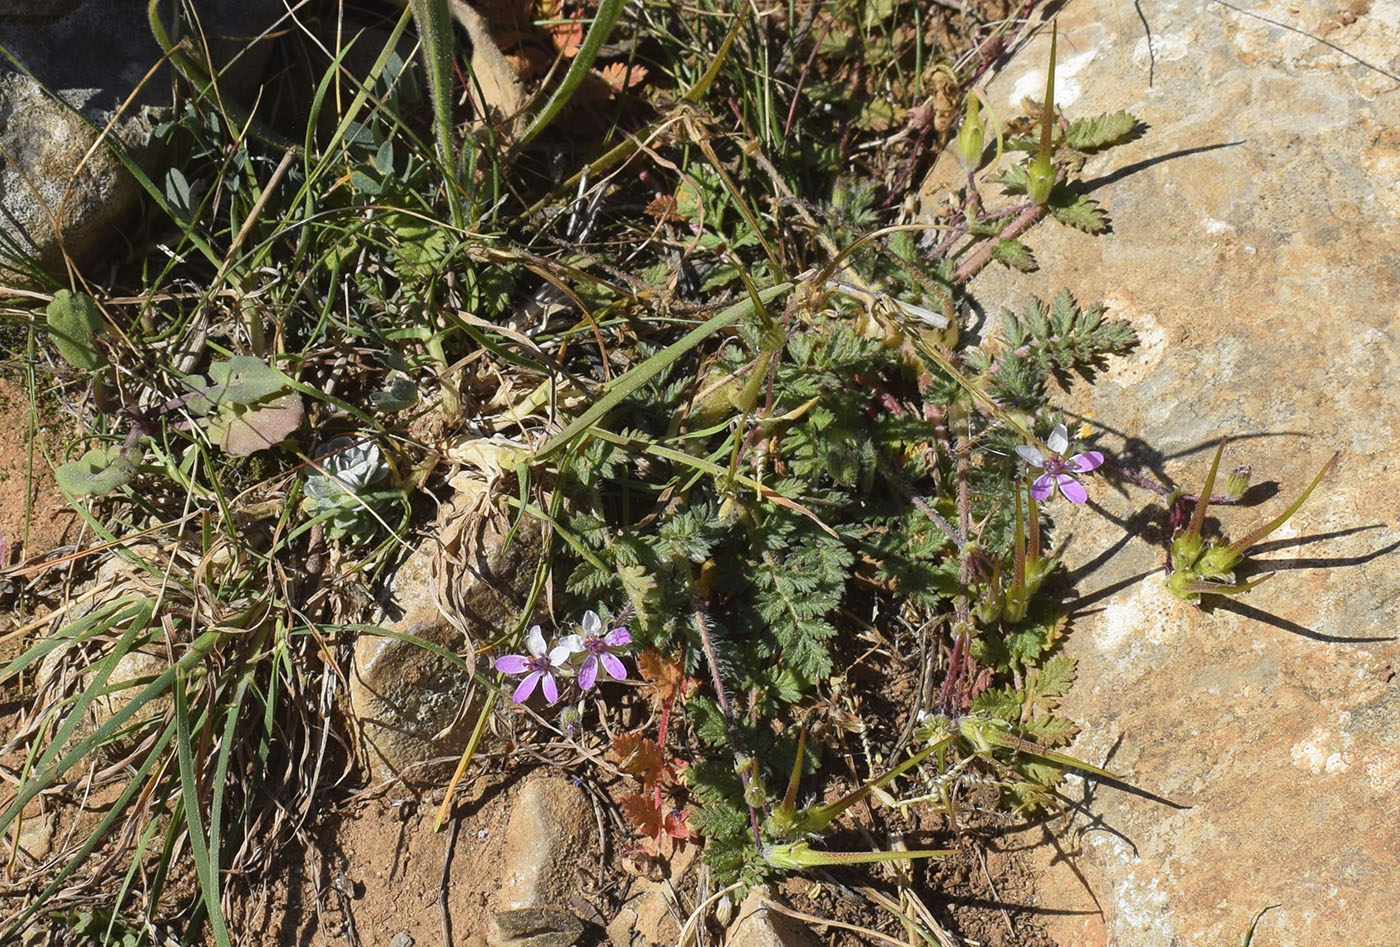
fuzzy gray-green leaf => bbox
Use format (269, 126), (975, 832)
(56, 446), (138, 497)
(205, 392), (303, 457)
(206, 356), (292, 405)
(46, 290), (107, 372)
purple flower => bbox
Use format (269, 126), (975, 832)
(556, 610), (632, 691)
(494, 625), (579, 703)
(1015, 423), (1104, 504)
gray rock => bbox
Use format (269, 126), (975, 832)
(351, 485), (541, 782)
(0, 2), (82, 19)
(488, 907), (583, 947)
(0, 0), (281, 274)
(924, 2), (1400, 945)
(496, 775), (594, 914)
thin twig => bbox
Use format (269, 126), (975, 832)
(873, 450), (965, 548)
(439, 816), (460, 947)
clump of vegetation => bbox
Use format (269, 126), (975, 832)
(0, 1), (1335, 943)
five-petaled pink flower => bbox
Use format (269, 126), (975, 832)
(494, 625), (579, 703)
(1015, 423), (1104, 504)
(557, 610), (632, 691)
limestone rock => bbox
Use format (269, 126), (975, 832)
(928, 2), (1400, 944)
(725, 886), (820, 947)
(604, 846), (697, 946)
(0, 0), (280, 273)
(351, 487), (540, 782)
(495, 775), (595, 914)
(349, 539), (475, 783)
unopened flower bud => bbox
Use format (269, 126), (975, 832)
(1225, 464), (1251, 501)
(956, 97), (986, 172)
(557, 703), (583, 737)
(1195, 542), (1244, 579)
(713, 894), (734, 927)
(1026, 153), (1056, 206)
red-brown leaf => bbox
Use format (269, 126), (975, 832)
(619, 792), (663, 838)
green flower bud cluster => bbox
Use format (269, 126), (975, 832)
(1166, 440), (1336, 603)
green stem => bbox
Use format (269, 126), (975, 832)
(407, 0), (465, 228)
(1226, 452), (1338, 555)
(511, 0), (627, 152)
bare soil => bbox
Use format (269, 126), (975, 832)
(0, 376), (76, 572)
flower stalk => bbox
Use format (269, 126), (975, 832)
(1026, 23), (1059, 206)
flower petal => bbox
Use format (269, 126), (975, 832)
(555, 634), (585, 655)
(1015, 444), (1046, 468)
(600, 652), (628, 681)
(1047, 423), (1069, 455)
(582, 610), (601, 637)
(512, 671), (542, 703)
(578, 655), (599, 691)
(524, 625), (548, 657)
(494, 654), (531, 675)
(604, 627), (632, 647)
(1030, 474), (1055, 501)
(548, 644), (577, 667)
(1058, 474), (1088, 504)
(1070, 450), (1105, 473)
(540, 672), (560, 703)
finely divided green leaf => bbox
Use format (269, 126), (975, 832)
(992, 239), (1037, 272)
(1064, 111), (1144, 152)
(1026, 655), (1076, 711)
(1023, 714), (1077, 747)
(1050, 194), (1108, 234)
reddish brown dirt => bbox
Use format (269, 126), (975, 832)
(0, 376), (76, 569)
(248, 775), (607, 947)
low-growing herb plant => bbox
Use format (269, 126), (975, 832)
(3, 4), (1347, 943)
(1165, 439), (1338, 603)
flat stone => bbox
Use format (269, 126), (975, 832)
(931, 2), (1400, 944)
(488, 907), (583, 947)
(495, 775), (595, 914)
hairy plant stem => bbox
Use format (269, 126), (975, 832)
(950, 424), (975, 710)
(692, 604), (765, 851)
(1107, 457), (1241, 505)
(954, 200), (1046, 284)
(873, 449), (965, 548)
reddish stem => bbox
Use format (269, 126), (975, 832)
(654, 685), (675, 815)
(954, 201), (1046, 283)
